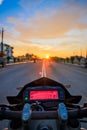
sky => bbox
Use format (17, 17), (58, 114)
(0, 0), (87, 58)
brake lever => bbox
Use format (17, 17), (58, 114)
(84, 103), (87, 107)
(65, 103), (81, 109)
(80, 120), (87, 123)
(0, 104), (10, 109)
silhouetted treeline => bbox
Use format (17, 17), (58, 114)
(50, 55), (87, 65)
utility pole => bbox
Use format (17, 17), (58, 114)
(0, 28), (5, 67)
(1, 27), (4, 53)
(80, 49), (82, 57)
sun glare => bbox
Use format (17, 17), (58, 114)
(45, 55), (50, 59)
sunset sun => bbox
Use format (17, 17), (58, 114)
(45, 55), (50, 59)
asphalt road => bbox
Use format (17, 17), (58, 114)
(0, 61), (87, 129)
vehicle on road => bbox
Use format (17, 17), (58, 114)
(33, 58), (37, 63)
(0, 77), (87, 130)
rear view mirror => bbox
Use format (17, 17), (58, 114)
(64, 85), (71, 88)
(16, 87), (23, 90)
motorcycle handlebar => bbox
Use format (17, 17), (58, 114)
(0, 107), (87, 120)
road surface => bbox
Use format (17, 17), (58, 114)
(0, 61), (87, 129)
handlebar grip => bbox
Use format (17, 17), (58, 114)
(0, 110), (21, 120)
(68, 107), (87, 118)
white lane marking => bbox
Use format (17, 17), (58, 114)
(41, 61), (46, 77)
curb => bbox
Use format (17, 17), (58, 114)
(6, 62), (27, 66)
(63, 63), (86, 68)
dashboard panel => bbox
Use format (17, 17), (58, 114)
(7, 77), (82, 105)
(30, 90), (58, 100)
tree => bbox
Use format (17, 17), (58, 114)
(70, 56), (74, 64)
(25, 53), (30, 60)
(66, 57), (69, 63)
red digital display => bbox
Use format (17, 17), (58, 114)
(30, 90), (58, 100)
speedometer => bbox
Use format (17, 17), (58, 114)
(23, 86), (65, 102)
(30, 90), (58, 100)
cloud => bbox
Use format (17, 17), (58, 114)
(4, 1), (87, 57)
(66, 29), (87, 36)
(11, 5), (87, 39)
(7, 17), (21, 25)
(0, 0), (3, 5)
(29, 37), (78, 45)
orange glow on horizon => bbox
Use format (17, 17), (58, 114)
(13, 45), (87, 58)
(13, 50), (87, 58)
